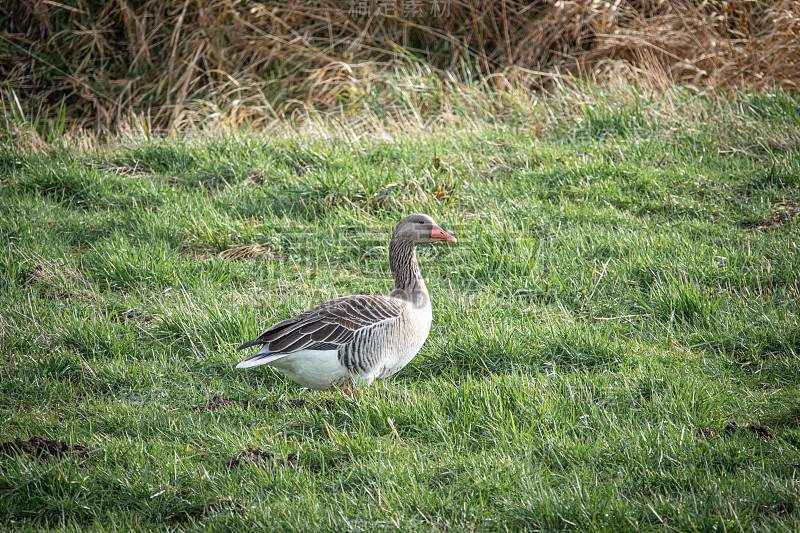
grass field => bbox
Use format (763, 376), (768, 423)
(1, 86), (799, 531)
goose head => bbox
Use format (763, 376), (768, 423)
(392, 214), (457, 245)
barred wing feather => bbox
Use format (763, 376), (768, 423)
(237, 295), (404, 360)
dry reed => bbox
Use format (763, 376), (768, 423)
(1, 0), (798, 134)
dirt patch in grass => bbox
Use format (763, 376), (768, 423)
(116, 308), (154, 325)
(226, 448), (298, 469)
(699, 423), (774, 440)
(285, 398), (318, 409)
(697, 428), (719, 438)
(192, 393), (246, 412)
(272, 398), (337, 411)
(755, 202), (799, 231)
(724, 422), (775, 440)
(0, 436), (88, 461)
(243, 169), (284, 187)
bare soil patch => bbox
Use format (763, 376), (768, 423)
(724, 422), (775, 440)
(0, 436), (88, 461)
(192, 393), (245, 412)
(699, 423), (775, 440)
(755, 202), (799, 231)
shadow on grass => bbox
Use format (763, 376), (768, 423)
(15, 157), (160, 211)
(696, 326), (800, 386)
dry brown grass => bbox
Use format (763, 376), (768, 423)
(1, 0), (798, 133)
(218, 243), (275, 262)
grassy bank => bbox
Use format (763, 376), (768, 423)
(1, 86), (799, 531)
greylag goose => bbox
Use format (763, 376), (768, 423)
(236, 214), (457, 391)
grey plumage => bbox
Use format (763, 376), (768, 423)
(236, 214), (457, 390)
(238, 294), (403, 365)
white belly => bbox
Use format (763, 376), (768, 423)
(268, 349), (353, 390)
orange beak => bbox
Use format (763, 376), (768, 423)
(430, 225), (457, 243)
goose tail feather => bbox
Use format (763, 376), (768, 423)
(236, 348), (288, 369)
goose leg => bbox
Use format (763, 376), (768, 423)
(342, 387), (362, 404)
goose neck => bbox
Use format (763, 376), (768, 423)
(389, 238), (428, 304)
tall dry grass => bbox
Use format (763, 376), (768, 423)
(1, 0), (798, 134)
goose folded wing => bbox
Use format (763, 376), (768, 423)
(237, 295), (404, 354)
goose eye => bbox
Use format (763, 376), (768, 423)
(417, 220), (425, 224)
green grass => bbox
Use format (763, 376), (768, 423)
(1, 86), (799, 531)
